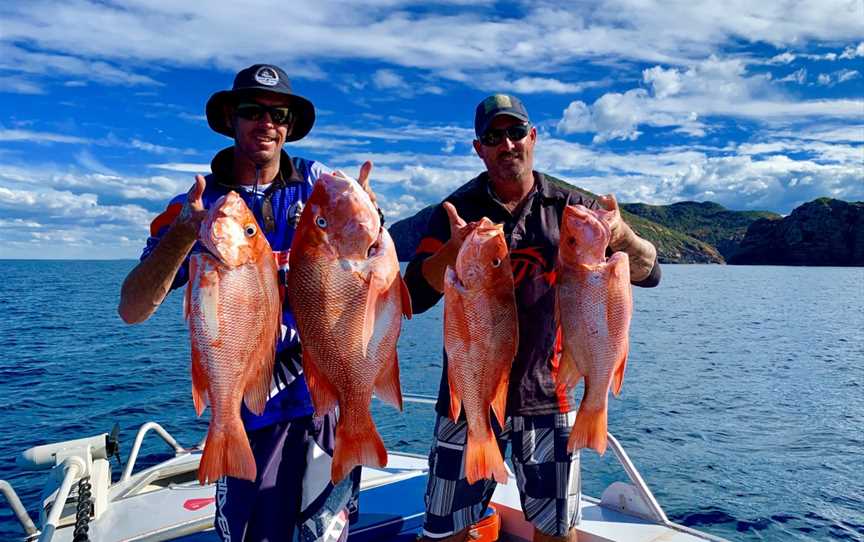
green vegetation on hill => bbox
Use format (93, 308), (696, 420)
(543, 175), (724, 263)
(621, 201), (780, 260)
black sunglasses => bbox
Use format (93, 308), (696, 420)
(235, 102), (294, 125)
(479, 123), (531, 146)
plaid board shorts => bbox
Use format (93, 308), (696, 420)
(422, 412), (581, 538)
(214, 412), (361, 542)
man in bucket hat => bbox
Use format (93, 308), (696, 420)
(119, 64), (367, 541)
(406, 94), (661, 542)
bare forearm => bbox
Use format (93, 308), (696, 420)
(421, 241), (461, 293)
(118, 222), (197, 324)
(611, 223), (657, 282)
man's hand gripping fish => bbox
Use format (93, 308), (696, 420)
(288, 172), (412, 483)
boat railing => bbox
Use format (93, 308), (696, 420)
(0, 480), (38, 538)
(120, 422), (188, 482)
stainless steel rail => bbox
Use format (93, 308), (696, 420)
(0, 479), (38, 537)
(37, 457), (85, 542)
(120, 422), (186, 482)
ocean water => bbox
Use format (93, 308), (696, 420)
(0, 261), (862, 541)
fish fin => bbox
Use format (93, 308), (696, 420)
(608, 251), (630, 279)
(398, 274), (413, 320)
(555, 346), (583, 393)
(490, 371), (509, 429)
(447, 369), (462, 422)
(190, 343), (209, 416)
(361, 284), (379, 358)
(242, 352), (274, 416)
(443, 270), (467, 422)
(567, 400), (609, 455)
(374, 349), (403, 411)
(464, 427), (508, 485)
(184, 256), (197, 321)
(612, 350), (628, 397)
(302, 349), (339, 416)
(198, 415), (256, 484)
(331, 412), (387, 483)
(243, 292), (279, 415)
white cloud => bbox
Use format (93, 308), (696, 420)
(837, 69), (861, 82)
(557, 56), (862, 142)
(768, 52), (796, 64)
(534, 135), (864, 212)
(0, 128), (91, 144)
(1, 1), (862, 92)
(643, 66), (683, 98)
(777, 68), (807, 84)
(130, 139), (198, 155)
(148, 162), (211, 174)
(840, 42), (864, 59)
(373, 69), (408, 90)
(505, 77), (604, 94)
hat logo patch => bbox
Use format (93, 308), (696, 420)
(255, 67), (279, 86)
(484, 94), (512, 113)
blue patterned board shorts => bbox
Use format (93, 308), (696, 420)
(214, 412), (361, 542)
(422, 412), (581, 538)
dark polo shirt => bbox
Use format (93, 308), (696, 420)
(404, 171), (661, 417)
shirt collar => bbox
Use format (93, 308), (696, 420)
(210, 146), (302, 187)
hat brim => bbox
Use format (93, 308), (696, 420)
(206, 89), (316, 142)
(476, 111), (530, 139)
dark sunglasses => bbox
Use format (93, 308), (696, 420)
(235, 102), (294, 125)
(479, 123), (531, 146)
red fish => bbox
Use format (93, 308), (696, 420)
(555, 203), (633, 455)
(443, 218), (517, 484)
(185, 191), (280, 484)
(288, 172), (412, 483)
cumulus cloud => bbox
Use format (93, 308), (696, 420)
(557, 56), (861, 142)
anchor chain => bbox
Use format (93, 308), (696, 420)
(72, 476), (92, 542)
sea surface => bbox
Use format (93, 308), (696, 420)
(0, 261), (862, 541)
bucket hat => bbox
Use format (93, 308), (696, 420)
(206, 64), (315, 142)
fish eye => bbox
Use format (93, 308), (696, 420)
(244, 224), (257, 237)
(491, 258), (502, 268)
(315, 216), (328, 228)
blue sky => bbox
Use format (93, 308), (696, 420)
(1, 0), (862, 259)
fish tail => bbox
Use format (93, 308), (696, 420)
(568, 404), (608, 455)
(331, 412), (387, 483)
(198, 416), (256, 485)
(464, 426), (507, 485)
